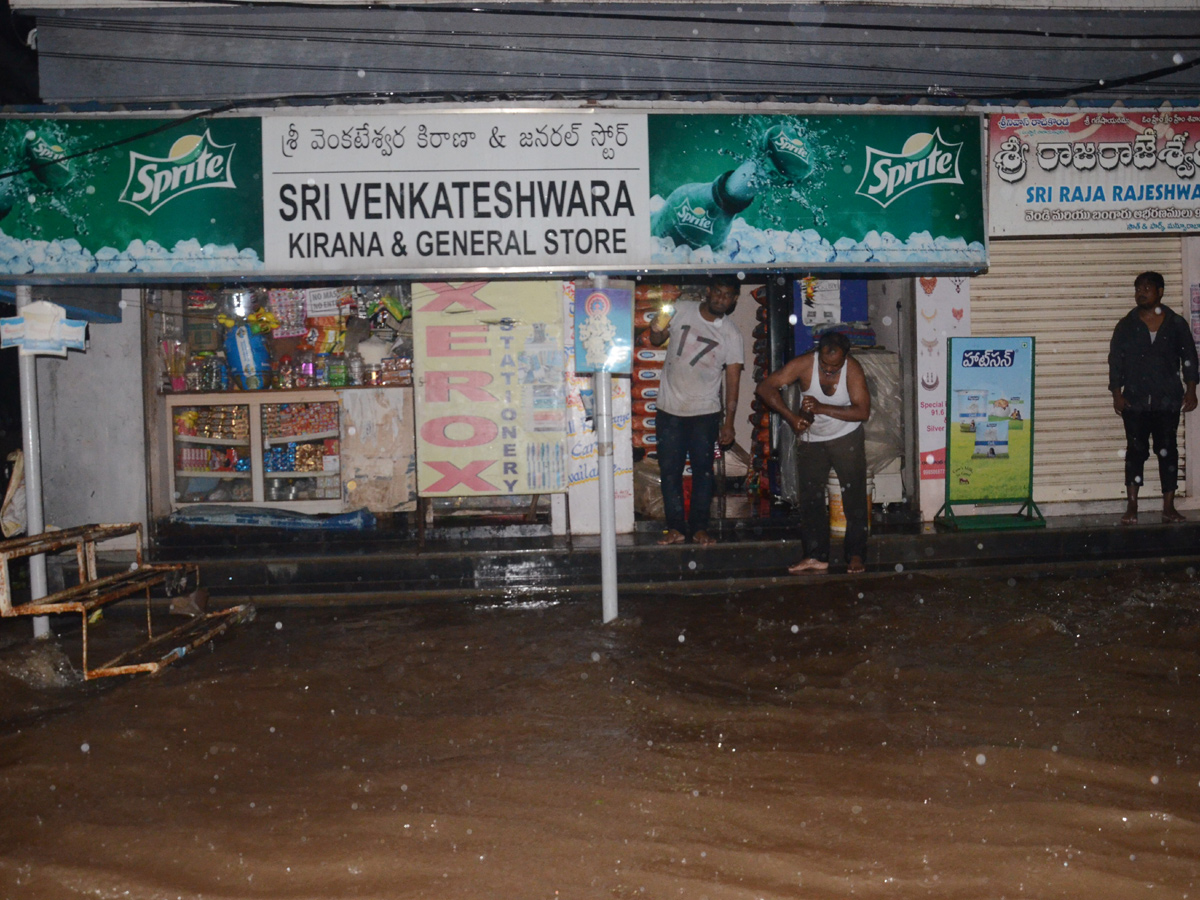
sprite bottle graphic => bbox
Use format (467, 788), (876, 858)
(0, 176), (14, 223)
(651, 159), (759, 250)
(23, 130), (75, 190)
(761, 124), (812, 182)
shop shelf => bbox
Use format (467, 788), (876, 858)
(174, 435), (251, 446)
(175, 470), (252, 478)
(264, 467), (340, 478)
(263, 430), (339, 445)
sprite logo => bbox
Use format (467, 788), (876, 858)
(672, 201), (715, 237)
(855, 128), (963, 208)
(769, 129), (810, 170)
(119, 130), (237, 215)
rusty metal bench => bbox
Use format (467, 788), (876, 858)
(0, 523), (252, 679)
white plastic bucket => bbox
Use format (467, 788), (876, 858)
(828, 474), (872, 535)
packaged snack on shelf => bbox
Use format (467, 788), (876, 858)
(267, 289), (309, 338)
(379, 357), (412, 386)
(302, 317), (343, 354)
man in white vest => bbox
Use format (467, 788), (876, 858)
(755, 332), (872, 574)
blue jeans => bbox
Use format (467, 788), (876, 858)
(656, 410), (721, 537)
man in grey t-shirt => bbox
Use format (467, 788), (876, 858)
(649, 276), (744, 545)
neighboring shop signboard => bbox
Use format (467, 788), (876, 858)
(648, 113), (986, 270)
(937, 336), (1043, 531)
(989, 110), (1200, 236)
(915, 276), (971, 482)
(0, 117), (264, 275)
(1, 111), (987, 279)
(572, 284), (633, 374)
(412, 281), (568, 497)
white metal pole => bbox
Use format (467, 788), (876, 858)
(16, 286), (50, 639)
(592, 275), (619, 622)
(596, 369), (618, 623)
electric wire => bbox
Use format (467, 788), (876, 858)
(40, 0), (1200, 43)
(4, 5), (1197, 180)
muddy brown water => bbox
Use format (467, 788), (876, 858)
(1, 567), (1199, 899)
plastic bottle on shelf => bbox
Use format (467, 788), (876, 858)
(346, 351), (363, 386)
(184, 357), (203, 392)
(314, 353), (329, 387)
(296, 350), (313, 388)
(276, 355), (295, 390)
(327, 353), (347, 387)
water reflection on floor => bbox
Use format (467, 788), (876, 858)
(2, 567), (1199, 898)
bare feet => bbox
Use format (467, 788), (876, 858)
(657, 529), (687, 545)
(692, 530), (717, 546)
(787, 558), (829, 575)
(846, 556), (866, 574)
(1120, 505), (1138, 526)
(1162, 509), (1187, 524)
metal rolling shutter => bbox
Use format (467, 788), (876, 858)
(972, 237), (1185, 504)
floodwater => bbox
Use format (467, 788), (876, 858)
(1, 567), (1199, 899)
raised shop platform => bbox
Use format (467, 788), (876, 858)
(144, 509), (1200, 603)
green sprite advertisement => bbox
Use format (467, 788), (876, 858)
(0, 117), (263, 277)
(0, 111), (986, 279)
(648, 113), (985, 269)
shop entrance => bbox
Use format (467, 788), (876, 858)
(629, 275), (920, 540)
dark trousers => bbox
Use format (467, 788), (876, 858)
(796, 427), (868, 563)
(1122, 408), (1181, 493)
(656, 410), (721, 537)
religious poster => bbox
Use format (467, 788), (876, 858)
(573, 284), (633, 374)
(563, 281), (635, 533)
(412, 281), (568, 496)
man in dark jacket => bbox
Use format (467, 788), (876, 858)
(1109, 271), (1199, 525)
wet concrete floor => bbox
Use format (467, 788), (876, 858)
(1, 562), (1199, 898)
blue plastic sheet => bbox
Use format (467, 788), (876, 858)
(169, 505), (376, 530)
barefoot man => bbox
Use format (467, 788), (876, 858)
(650, 276), (743, 546)
(756, 332), (871, 574)
(1109, 270), (1199, 525)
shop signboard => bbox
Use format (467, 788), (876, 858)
(412, 281), (568, 497)
(989, 110), (1200, 236)
(2, 111), (987, 280)
(0, 117), (264, 276)
(648, 113), (986, 270)
(260, 112), (649, 275)
(936, 336), (1043, 530)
